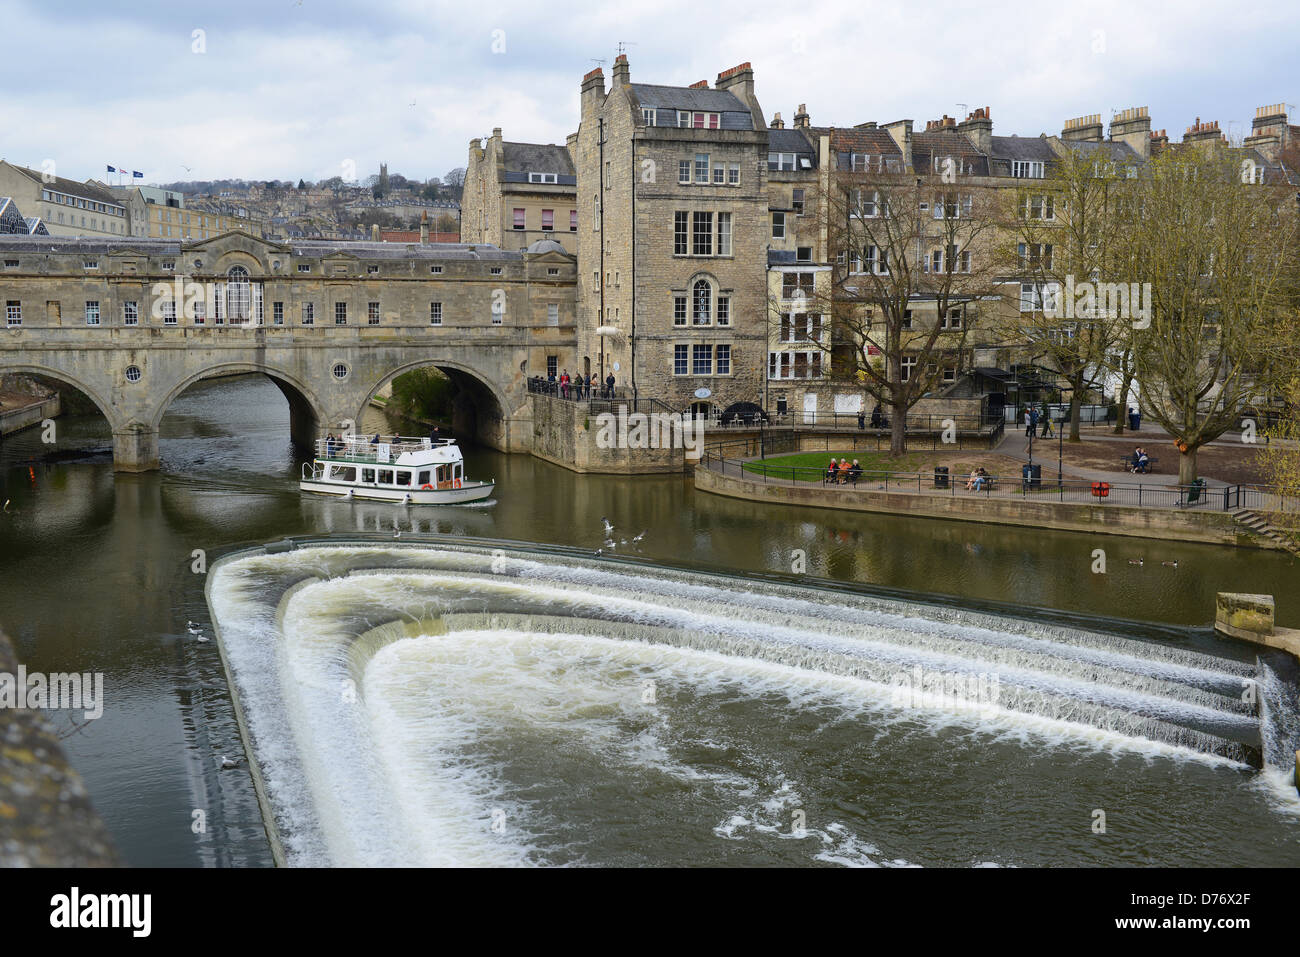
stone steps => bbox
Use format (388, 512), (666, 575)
(1230, 508), (1298, 553)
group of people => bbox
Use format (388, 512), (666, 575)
(544, 371), (617, 400)
(1024, 406), (1054, 439)
(965, 466), (991, 491)
(825, 458), (863, 485)
(1130, 447), (1151, 474)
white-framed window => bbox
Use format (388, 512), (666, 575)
(1012, 160), (1045, 178)
(933, 193), (972, 219)
(429, 265), (443, 274)
(368, 301), (381, 325)
(768, 152), (796, 171)
(713, 165), (726, 184)
(792, 188), (805, 215)
(692, 343), (713, 375)
(692, 279), (712, 325)
(678, 111), (720, 129)
(123, 301), (138, 325)
(679, 160), (691, 184)
(162, 300), (177, 325)
(674, 343), (689, 375)
(717, 212), (732, 256)
(1019, 281), (1059, 313)
(528, 172), (558, 184)
(547, 303), (559, 326)
(335, 302), (347, 325)
(273, 301), (284, 324)
(193, 299), (206, 324)
(693, 211), (713, 255)
(226, 265), (251, 322)
(717, 296), (730, 326)
(940, 307), (964, 330)
(783, 271), (815, 301)
(1021, 194), (1055, 220)
(490, 266), (503, 275)
(5, 301), (20, 326)
(900, 355), (916, 381)
(674, 295), (687, 326)
(767, 350), (822, 379)
(162, 260), (175, 271)
(772, 211), (786, 239)
(367, 265), (380, 274)
(674, 211), (689, 255)
(642, 108), (656, 126)
(695, 153), (710, 184)
(1018, 242), (1053, 270)
(83, 260), (99, 270)
(715, 344), (731, 375)
(430, 302), (442, 325)
(85, 301), (100, 325)
(779, 312), (822, 343)
(298, 264), (311, 273)
(302, 302), (314, 325)
(851, 189), (879, 217)
(728, 164), (739, 185)
(547, 267), (559, 276)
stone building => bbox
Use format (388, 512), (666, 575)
(575, 56), (772, 414)
(463, 130), (578, 254)
(0, 161), (129, 238)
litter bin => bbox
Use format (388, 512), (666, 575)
(1128, 410), (1141, 431)
(934, 466), (949, 489)
(1022, 463), (1041, 490)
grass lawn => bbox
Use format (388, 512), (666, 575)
(742, 450), (994, 482)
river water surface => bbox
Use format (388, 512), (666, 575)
(1, 374), (1297, 866)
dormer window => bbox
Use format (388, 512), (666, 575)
(642, 108), (656, 126)
(768, 152), (796, 172)
(678, 111), (720, 129)
(528, 172), (558, 184)
(1011, 160), (1045, 179)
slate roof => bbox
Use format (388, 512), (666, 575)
(768, 128), (817, 160)
(628, 83), (754, 130)
(501, 142), (575, 176)
(3, 163), (122, 206)
(0, 235), (523, 261)
(912, 129), (990, 176)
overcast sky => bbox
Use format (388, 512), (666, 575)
(1, 0), (1295, 187)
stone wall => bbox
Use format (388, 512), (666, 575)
(530, 394), (687, 473)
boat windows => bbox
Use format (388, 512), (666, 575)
(330, 466), (356, 482)
(378, 469), (394, 484)
(418, 470), (431, 485)
(361, 468), (375, 484)
(396, 471), (412, 486)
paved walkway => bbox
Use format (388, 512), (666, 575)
(994, 430), (1200, 487)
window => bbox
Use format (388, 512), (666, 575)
(693, 344), (713, 375)
(679, 160), (691, 184)
(772, 211), (786, 239)
(123, 301), (138, 325)
(541, 209), (554, 231)
(490, 266), (502, 276)
(695, 153), (710, 184)
(368, 301), (381, 325)
(547, 267), (559, 276)
(513, 208), (525, 230)
(225, 266), (251, 322)
(678, 111), (719, 129)
(674, 295), (687, 326)
(570, 210), (578, 231)
(900, 356), (916, 382)
(161, 300), (177, 325)
(547, 303), (559, 326)
(430, 265), (443, 274)
(430, 302), (442, 325)
(273, 301), (284, 324)
(674, 212), (689, 255)
(1018, 242), (1053, 271)
(193, 299), (206, 324)
(851, 189), (879, 217)
(1012, 160), (1045, 179)
(717, 296), (730, 326)
(527, 172), (558, 184)
(332, 363), (349, 380)
(491, 296), (504, 324)
(792, 188), (805, 215)
(302, 303), (315, 325)
(298, 264), (311, 273)
(546, 355), (558, 378)
(902, 309), (913, 329)
(335, 302), (347, 325)
(125, 365), (142, 383)
(693, 212), (713, 255)
(728, 164), (740, 185)
(934, 193), (972, 219)
(162, 261), (175, 271)
(1019, 282), (1059, 313)
(5, 301), (19, 326)
(941, 308), (963, 330)
(3, 260), (18, 268)
(692, 279), (712, 325)
(674, 344), (689, 375)
(83, 260), (98, 270)
(367, 265), (379, 274)
(715, 344), (731, 375)
(796, 247), (812, 263)
(717, 212), (732, 256)
(768, 152), (796, 171)
(85, 301), (100, 325)
(710, 165), (724, 185)
(642, 108), (656, 126)
(1021, 194), (1055, 220)
(783, 272), (814, 301)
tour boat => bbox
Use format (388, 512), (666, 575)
(300, 435), (494, 504)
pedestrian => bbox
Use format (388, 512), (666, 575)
(605, 373), (615, 398)
(1041, 406), (1053, 438)
(1024, 408), (1033, 436)
(857, 410), (866, 430)
(560, 370), (569, 400)
(1029, 407), (1039, 435)
(871, 404), (883, 429)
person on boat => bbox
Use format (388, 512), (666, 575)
(430, 426), (440, 443)
(325, 433), (336, 456)
(370, 433), (379, 444)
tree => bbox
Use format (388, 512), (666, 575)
(1116, 146), (1300, 484)
(800, 158), (1002, 455)
(297, 178), (309, 190)
(994, 147), (1132, 441)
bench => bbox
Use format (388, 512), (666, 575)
(1121, 454), (1158, 473)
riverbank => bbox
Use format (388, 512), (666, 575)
(0, 391), (60, 438)
(696, 459), (1285, 550)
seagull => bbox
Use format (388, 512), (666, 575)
(1128, 559), (1143, 566)
(601, 517), (614, 535)
(186, 620), (202, 635)
(595, 548), (603, 556)
(631, 530), (646, 543)
(393, 529), (402, 539)
(218, 755), (241, 770)
(181, 165), (192, 174)
(604, 539), (616, 550)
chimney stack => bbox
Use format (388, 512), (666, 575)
(1245, 103), (1289, 160)
(958, 106), (992, 155)
(420, 210), (429, 245)
(1062, 114), (1104, 143)
(580, 66), (605, 114)
(1184, 117), (1224, 148)
(793, 104), (810, 129)
(771, 111), (784, 129)
(371, 224), (380, 241)
(688, 80), (708, 89)
(715, 61), (764, 127)
(1110, 106), (1152, 158)
(611, 53), (629, 87)
(883, 119), (913, 171)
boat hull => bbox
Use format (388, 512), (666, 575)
(299, 480), (495, 505)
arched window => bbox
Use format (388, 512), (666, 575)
(226, 265), (250, 322)
(692, 279), (711, 325)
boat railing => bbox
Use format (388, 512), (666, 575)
(314, 435), (455, 463)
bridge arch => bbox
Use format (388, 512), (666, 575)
(356, 358), (518, 449)
(0, 362), (120, 430)
(151, 361), (328, 451)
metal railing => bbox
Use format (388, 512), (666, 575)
(699, 452), (1300, 513)
(314, 434), (450, 463)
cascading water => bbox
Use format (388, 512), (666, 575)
(207, 541), (1299, 867)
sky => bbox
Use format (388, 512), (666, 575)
(1, 0), (1296, 187)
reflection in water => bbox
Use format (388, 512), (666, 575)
(0, 373), (1296, 866)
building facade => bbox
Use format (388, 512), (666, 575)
(463, 129), (578, 255)
(0, 161), (129, 238)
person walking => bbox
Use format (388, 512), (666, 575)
(1024, 408), (1033, 437)
(1040, 405), (1053, 438)
(605, 373), (615, 399)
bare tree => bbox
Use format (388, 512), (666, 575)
(1116, 146), (1300, 484)
(797, 160), (1003, 455)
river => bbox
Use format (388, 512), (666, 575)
(1, 373), (1297, 866)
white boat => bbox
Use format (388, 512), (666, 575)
(300, 435), (495, 504)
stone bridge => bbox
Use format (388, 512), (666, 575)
(0, 232), (579, 469)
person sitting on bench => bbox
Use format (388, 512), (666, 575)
(848, 460), (862, 485)
(826, 459), (839, 483)
(837, 459), (852, 484)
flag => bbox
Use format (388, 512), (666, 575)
(133, 171), (143, 178)
(107, 165), (116, 173)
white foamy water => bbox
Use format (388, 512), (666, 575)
(207, 542), (1292, 867)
